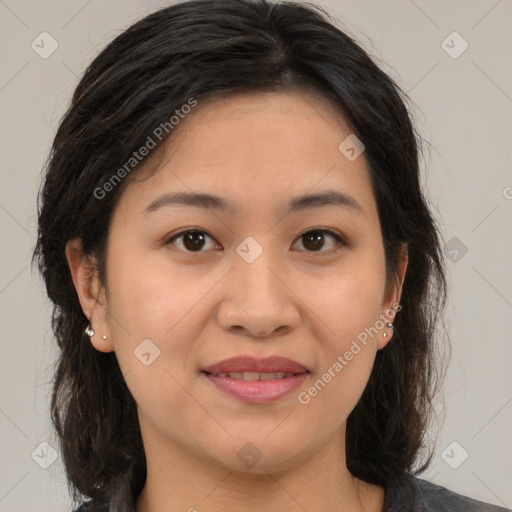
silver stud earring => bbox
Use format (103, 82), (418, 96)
(383, 322), (393, 338)
(85, 324), (95, 337)
(102, 335), (107, 340)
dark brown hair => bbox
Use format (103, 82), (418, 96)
(33, 0), (448, 510)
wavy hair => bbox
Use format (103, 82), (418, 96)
(32, 0), (448, 510)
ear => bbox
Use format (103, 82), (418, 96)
(65, 238), (114, 353)
(377, 243), (408, 349)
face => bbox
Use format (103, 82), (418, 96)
(71, 90), (406, 475)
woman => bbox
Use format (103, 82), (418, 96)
(33, 0), (510, 511)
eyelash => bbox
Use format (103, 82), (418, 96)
(165, 228), (346, 255)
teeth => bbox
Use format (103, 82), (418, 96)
(259, 372), (286, 380)
(242, 372), (260, 381)
(215, 371), (289, 380)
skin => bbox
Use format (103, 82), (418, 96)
(66, 90), (408, 512)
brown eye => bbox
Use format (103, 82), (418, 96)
(167, 230), (220, 252)
(166, 228), (345, 254)
(294, 229), (345, 253)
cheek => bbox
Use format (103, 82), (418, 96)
(107, 245), (209, 337)
(301, 305), (379, 427)
(306, 260), (384, 346)
(105, 256), (209, 431)
(298, 262), (384, 414)
(105, 248), (215, 402)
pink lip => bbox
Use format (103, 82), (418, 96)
(201, 355), (310, 404)
(202, 355), (309, 374)
(203, 372), (309, 404)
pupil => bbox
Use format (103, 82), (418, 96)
(184, 231), (205, 251)
(304, 231), (323, 251)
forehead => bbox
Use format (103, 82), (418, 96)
(182, 89), (352, 130)
(116, 90), (376, 221)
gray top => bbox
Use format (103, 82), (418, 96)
(382, 473), (510, 511)
(73, 473), (511, 511)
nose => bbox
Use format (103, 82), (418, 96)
(215, 248), (301, 338)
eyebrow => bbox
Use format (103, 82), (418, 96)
(144, 189), (363, 215)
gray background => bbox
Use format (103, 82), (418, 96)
(0, 0), (511, 510)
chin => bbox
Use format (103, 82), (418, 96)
(201, 435), (315, 475)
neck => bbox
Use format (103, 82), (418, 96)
(135, 425), (384, 512)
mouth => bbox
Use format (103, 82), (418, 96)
(201, 355), (309, 375)
(202, 371), (309, 403)
(200, 355), (310, 403)
(202, 371), (307, 380)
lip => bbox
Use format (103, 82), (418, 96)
(203, 372), (309, 404)
(202, 355), (309, 375)
(201, 355), (309, 404)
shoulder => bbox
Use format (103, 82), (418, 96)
(384, 473), (511, 512)
(415, 477), (511, 512)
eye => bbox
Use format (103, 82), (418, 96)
(292, 228), (346, 253)
(166, 229), (221, 253)
(165, 228), (346, 254)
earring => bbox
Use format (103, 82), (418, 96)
(102, 335), (107, 340)
(85, 324), (95, 337)
(383, 322), (394, 338)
